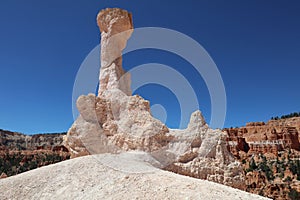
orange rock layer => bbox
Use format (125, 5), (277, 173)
(224, 117), (300, 157)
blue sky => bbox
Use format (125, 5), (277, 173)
(0, 0), (299, 134)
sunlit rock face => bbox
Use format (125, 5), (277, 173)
(64, 7), (170, 157)
(225, 118), (300, 157)
(64, 8), (245, 189)
(97, 8), (133, 96)
(165, 111), (245, 189)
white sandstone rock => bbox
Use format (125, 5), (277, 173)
(64, 8), (245, 190)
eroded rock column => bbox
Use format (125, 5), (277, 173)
(64, 8), (245, 190)
(97, 8), (133, 96)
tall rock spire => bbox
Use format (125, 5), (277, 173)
(97, 8), (133, 96)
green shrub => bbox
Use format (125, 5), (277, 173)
(289, 189), (300, 200)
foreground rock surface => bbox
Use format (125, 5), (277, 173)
(64, 7), (245, 189)
(0, 153), (269, 200)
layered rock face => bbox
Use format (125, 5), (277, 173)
(225, 117), (300, 157)
(64, 8), (244, 189)
(0, 129), (70, 178)
(224, 118), (300, 199)
(0, 129), (67, 151)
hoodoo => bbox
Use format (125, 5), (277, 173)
(64, 8), (245, 189)
(97, 8), (133, 96)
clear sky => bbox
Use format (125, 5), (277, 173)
(0, 0), (299, 134)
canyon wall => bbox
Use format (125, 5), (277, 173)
(225, 117), (300, 158)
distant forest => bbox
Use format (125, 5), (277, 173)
(271, 112), (300, 120)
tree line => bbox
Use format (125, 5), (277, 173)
(271, 112), (300, 120)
